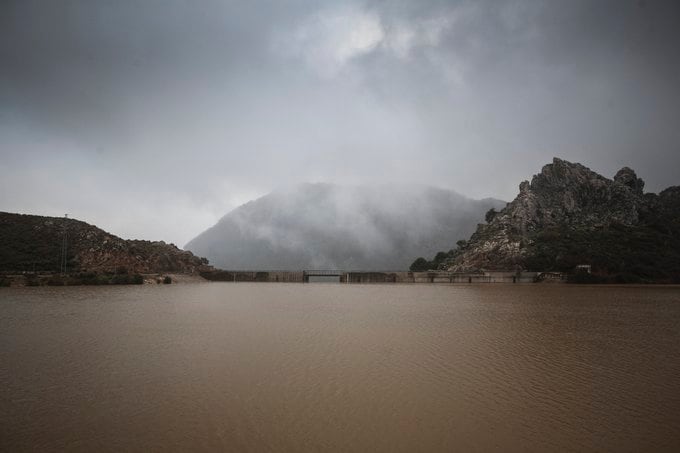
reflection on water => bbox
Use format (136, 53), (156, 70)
(2, 284), (680, 452)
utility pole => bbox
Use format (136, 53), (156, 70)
(61, 214), (68, 274)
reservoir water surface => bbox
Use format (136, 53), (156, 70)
(2, 283), (679, 452)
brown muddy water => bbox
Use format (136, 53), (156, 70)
(1, 283), (680, 452)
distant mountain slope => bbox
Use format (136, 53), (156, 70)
(0, 212), (210, 274)
(428, 158), (680, 283)
(185, 183), (505, 270)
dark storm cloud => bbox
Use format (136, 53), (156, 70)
(1, 0), (679, 245)
(1, 0), (289, 141)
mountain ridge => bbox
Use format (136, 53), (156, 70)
(186, 182), (505, 270)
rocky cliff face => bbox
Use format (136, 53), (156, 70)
(441, 158), (680, 281)
(0, 212), (211, 274)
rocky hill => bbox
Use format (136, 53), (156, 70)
(0, 212), (211, 275)
(186, 183), (505, 270)
(423, 158), (680, 283)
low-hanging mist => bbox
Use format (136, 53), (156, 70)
(185, 183), (505, 270)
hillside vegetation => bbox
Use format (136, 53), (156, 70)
(0, 212), (210, 277)
(412, 159), (680, 283)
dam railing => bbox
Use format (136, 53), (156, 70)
(200, 269), (540, 284)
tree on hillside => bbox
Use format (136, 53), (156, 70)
(409, 257), (430, 271)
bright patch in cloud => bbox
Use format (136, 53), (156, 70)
(279, 6), (456, 78)
(385, 16), (453, 59)
(282, 6), (384, 77)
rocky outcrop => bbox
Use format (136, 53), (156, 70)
(614, 167), (645, 195)
(439, 158), (680, 282)
(0, 212), (211, 274)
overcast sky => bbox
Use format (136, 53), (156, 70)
(1, 0), (679, 246)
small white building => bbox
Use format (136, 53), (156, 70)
(575, 264), (592, 274)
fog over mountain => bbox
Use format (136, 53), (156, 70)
(186, 184), (504, 270)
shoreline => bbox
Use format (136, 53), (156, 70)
(0, 272), (208, 287)
(3, 272), (679, 288)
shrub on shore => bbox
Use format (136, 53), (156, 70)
(26, 272), (145, 286)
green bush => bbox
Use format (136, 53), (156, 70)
(409, 257), (430, 271)
(65, 271), (145, 285)
(111, 274), (128, 285)
(613, 273), (643, 284)
(566, 272), (604, 284)
(115, 266), (128, 275)
(47, 277), (65, 286)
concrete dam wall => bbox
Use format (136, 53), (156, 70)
(201, 270), (540, 284)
